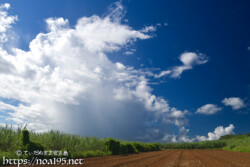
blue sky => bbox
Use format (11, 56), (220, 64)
(0, 0), (249, 142)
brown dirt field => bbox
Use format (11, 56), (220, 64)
(82, 150), (250, 167)
(5, 150), (250, 167)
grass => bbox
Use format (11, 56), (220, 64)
(222, 135), (250, 152)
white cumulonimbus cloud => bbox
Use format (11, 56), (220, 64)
(0, 2), (192, 141)
(196, 104), (222, 115)
(222, 97), (245, 110)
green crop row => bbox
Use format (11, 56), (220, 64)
(160, 140), (226, 149)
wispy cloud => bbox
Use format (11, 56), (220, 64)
(155, 52), (208, 79)
(171, 52), (208, 78)
(154, 70), (171, 78)
(140, 25), (157, 33)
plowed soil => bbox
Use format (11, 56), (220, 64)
(82, 150), (250, 167)
(5, 150), (250, 167)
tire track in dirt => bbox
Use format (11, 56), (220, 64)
(183, 150), (209, 167)
(110, 151), (171, 167)
(146, 150), (182, 167)
(144, 151), (176, 167)
(173, 150), (182, 167)
(111, 150), (174, 167)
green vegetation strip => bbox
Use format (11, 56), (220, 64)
(0, 125), (160, 164)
